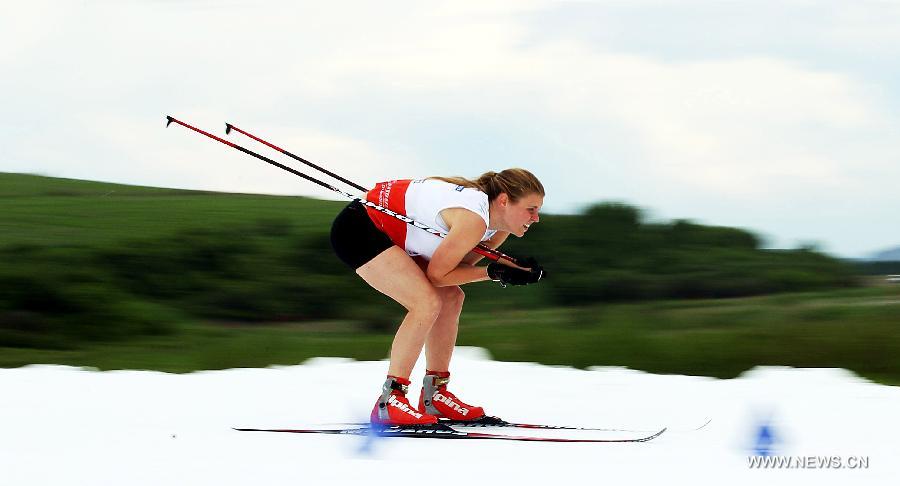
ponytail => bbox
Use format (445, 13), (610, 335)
(429, 168), (544, 203)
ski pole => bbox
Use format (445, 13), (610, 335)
(223, 122), (518, 264)
(225, 123), (368, 193)
(165, 115), (517, 265)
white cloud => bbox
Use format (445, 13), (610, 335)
(0, 1), (73, 63)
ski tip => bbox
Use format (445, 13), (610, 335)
(617, 427), (666, 442)
(642, 427), (667, 441)
(165, 115), (174, 128)
(225, 123), (233, 135)
(694, 418), (713, 430)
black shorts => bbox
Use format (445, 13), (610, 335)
(330, 200), (396, 270)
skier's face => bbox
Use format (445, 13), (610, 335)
(502, 192), (543, 237)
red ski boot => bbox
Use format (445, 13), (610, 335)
(371, 376), (438, 426)
(418, 370), (485, 421)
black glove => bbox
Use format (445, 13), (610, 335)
(487, 259), (545, 286)
(517, 257), (546, 281)
(517, 257), (543, 272)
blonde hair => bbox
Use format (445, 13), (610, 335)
(429, 168), (544, 203)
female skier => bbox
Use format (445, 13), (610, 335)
(330, 169), (545, 425)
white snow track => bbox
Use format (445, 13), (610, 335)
(0, 347), (896, 485)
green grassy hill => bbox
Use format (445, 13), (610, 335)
(0, 173), (344, 250)
(3, 172), (895, 384)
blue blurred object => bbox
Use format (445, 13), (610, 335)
(355, 425), (382, 457)
(752, 417), (779, 456)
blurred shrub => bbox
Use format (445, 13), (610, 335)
(508, 203), (855, 306)
(0, 201), (859, 347)
(96, 223), (372, 323)
(0, 266), (177, 348)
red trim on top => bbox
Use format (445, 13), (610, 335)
(365, 179), (411, 249)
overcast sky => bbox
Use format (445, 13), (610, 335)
(2, 0), (898, 257)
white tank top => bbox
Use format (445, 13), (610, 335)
(365, 178), (497, 260)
